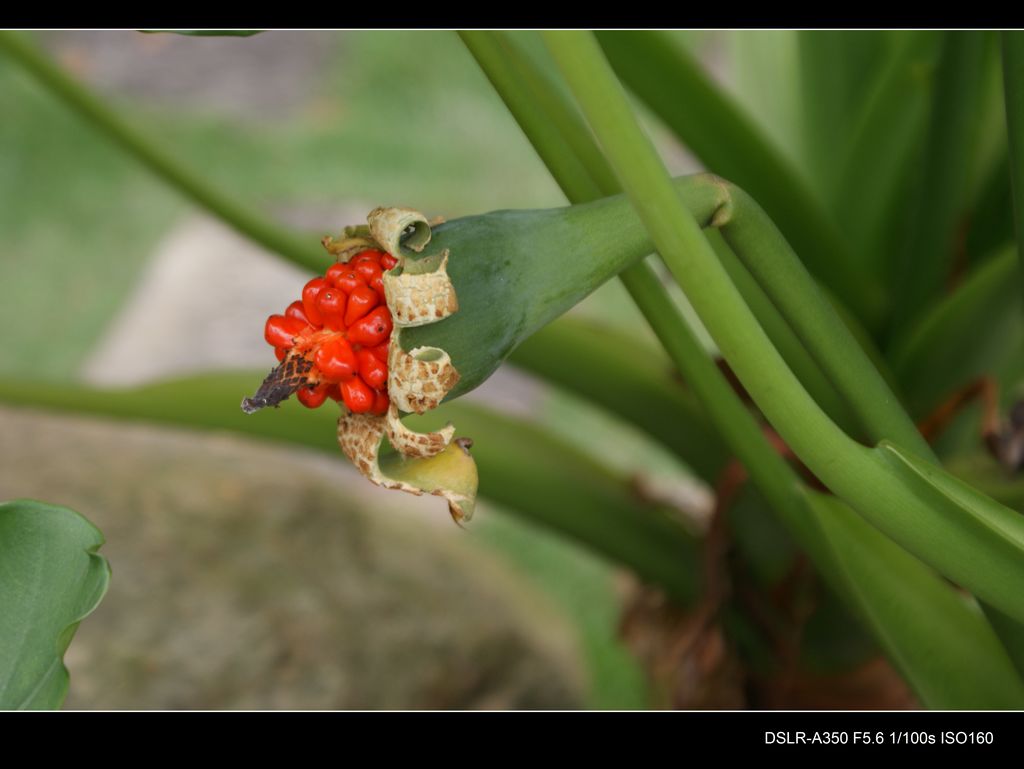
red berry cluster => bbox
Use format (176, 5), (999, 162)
(263, 249), (398, 414)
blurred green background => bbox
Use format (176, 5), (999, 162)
(0, 30), (797, 709)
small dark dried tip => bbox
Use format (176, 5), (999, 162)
(241, 350), (314, 415)
(241, 396), (271, 415)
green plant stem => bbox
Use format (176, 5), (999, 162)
(595, 30), (882, 329)
(462, 31), (808, 531)
(1002, 32), (1024, 300)
(497, 30), (926, 460)
(475, 44), (1006, 699)
(713, 184), (937, 461)
(471, 31), (878, 443)
(705, 231), (860, 437)
(0, 30), (325, 272)
(545, 30), (1024, 623)
(545, 30), (855, 480)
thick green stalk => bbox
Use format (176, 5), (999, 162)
(888, 31), (988, 337)
(1002, 32), (1024, 300)
(706, 231), (860, 437)
(495, 32), (1024, 706)
(595, 30), (881, 329)
(545, 30), (1024, 624)
(0, 30), (325, 272)
(614, 263), (802, 524)
(714, 184), (937, 461)
(476, 31), (895, 448)
(545, 31), (856, 484)
(462, 31), (808, 534)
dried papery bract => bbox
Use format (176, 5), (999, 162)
(245, 206), (478, 523)
(337, 208), (476, 521)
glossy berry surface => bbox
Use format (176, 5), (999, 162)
(262, 249), (397, 415)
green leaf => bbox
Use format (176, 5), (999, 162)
(1002, 32), (1024, 304)
(875, 441), (1024, 620)
(888, 32), (989, 337)
(832, 31), (941, 276)
(801, 489), (1024, 709)
(0, 499), (110, 710)
(888, 245), (1021, 418)
(798, 31), (893, 201)
(981, 603), (1024, 680)
(966, 150), (1015, 269)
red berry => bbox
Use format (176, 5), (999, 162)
(344, 284), (379, 327)
(370, 389), (390, 415)
(341, 377), (375, 413)
(325, 262), (349, 287)
(357, 348), (388, 389)
(354, 260), (383, 287)
(285, 300), (310, 325)
(301, 278), (328, 327)
(347, 306), (393, 346)
(265, 314), (308, 348)
(316, 288), (347, 331)
(334, 269), (363, 294)
(315, 337), (357, 380)
(258, 251), (399, 412)
(351, 251), (381, 266)
(296, 382), (331, 409)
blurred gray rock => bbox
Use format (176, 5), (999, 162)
(0, 405), (585, 709)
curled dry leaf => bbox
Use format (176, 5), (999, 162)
(338, 412), (477, 523)
(334, 207), (477, 522)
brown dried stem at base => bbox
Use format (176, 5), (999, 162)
(620, 418), (913, 709)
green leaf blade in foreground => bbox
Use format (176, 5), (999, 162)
(802, 489), (1024, 709)
(0, 499), (110, 710)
